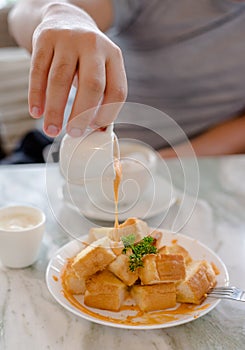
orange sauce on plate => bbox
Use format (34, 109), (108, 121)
(62, 288), (210, 326)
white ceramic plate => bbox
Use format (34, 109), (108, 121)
(62, 175), (178, 222)
(46, 231), (229, 330)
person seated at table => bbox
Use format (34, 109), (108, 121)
(8, 0), (245, 157)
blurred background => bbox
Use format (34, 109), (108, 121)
(0, 0), (54, 164)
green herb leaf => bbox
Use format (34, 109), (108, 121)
(121, 235), (157, 272)
(121, 234), (136, 247)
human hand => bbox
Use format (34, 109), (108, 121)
(29, 3), (127, 137)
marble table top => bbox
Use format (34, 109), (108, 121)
(0, 156), (245, 350)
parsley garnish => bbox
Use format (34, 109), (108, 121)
(122, 234), (157, 272)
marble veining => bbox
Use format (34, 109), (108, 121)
(0, 159), (245, 350)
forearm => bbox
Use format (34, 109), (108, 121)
(159, 115), (245, 158)
(8, 0), (113, 51)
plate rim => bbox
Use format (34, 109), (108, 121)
(45, 230), (229, 330)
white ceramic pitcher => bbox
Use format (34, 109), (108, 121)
(59, 124), (119, 185)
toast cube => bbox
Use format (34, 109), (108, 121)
(88, 227), (114, 243)
(138, 254), (159, 285)
(109, 218), (149, 242)
(131, 283), (176, 312)
(149, 230), (163, 249)
(108, 253), (138, 286)
(156, 254), (186, 282)
(139, 253), (185, 285)
(84, 270), (127, 311)
(61, 258), (86, 294)
(159, 244), (192, 265)
(72, 236), (116, 279)
(176, 260), (217, 304)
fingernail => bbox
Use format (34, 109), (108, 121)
(46, 124), (60, 137)
(68, 128), (83, 137)
(31, 106), (41, 118)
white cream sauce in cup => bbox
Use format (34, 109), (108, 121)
(0, 206), (45, 268)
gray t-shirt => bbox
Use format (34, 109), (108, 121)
(109, 0), (245, 148)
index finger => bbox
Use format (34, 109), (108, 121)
(29, 42), (53, 120)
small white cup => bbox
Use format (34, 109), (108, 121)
(0, 205), (45, 268)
